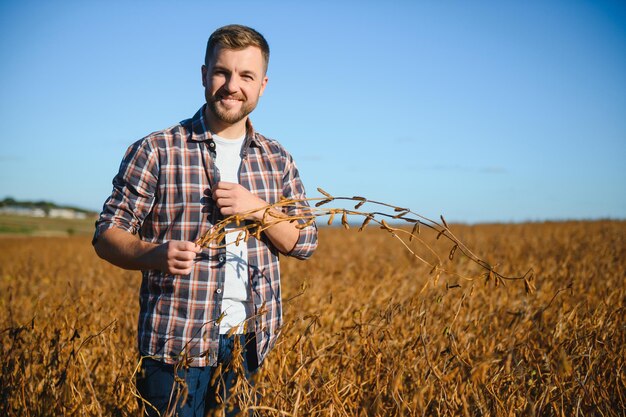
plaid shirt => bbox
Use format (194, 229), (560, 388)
(94, 105), (318, 367)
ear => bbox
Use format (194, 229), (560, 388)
(201, 65), (207, 87)
(259, 75), (268, 97)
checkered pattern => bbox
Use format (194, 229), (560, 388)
(94, 105), (318, 366)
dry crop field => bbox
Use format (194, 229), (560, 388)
(1, 220), (624, 416)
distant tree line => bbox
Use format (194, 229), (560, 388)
(0, 197), (95, 215)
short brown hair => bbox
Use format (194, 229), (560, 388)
(205, 24), (270, 73)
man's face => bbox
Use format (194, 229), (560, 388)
(202, 46), (268, 128)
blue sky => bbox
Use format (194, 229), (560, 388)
(1, 0), (625, 223)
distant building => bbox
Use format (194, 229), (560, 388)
(0, 206), (46, 217)
(0, 206), (88, 219)
(48, 208), (87, 219)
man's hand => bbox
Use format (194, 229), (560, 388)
(94, 227), (202, 275)
(212, 181), (268, 220)
(211, 181), (300, 254)
(152, 241), (203, 275)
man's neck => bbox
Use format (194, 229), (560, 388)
(205, 107), (247, 140)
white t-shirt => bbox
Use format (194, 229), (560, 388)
(212, 133), (251, 334)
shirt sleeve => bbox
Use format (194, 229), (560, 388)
(281, 152), (318, 260)
(92, 138), (159, 244)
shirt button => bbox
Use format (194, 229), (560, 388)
(216, 288), (222, 294)
(218, 255), (225, 262)
(214, 322), (219, 326)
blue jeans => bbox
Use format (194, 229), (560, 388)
(136, 333), (259, 417)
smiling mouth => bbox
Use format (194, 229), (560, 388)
(217, 95), (243, 101)
(216, 96), (243, 107)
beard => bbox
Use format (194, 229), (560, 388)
(206, 93), (257, 125)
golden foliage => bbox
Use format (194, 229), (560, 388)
(1, 220), (625, 416)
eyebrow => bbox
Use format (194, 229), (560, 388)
(212, 64), (229, 72)
(240, 70), (257, 78)
(212, 65), (258, 78)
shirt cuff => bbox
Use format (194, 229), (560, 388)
(287, 223), (318, 260)
(91, 219), (135, 246)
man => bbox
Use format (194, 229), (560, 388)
(93, 24), (318, 416)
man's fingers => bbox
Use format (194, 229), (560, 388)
(213, 189), (236, 202)
(170, 240), (202, 253)
(154, 240), (202, 275)
(212, 183), (265, 220)
(212, 189), (226, 200)
(184, 242), (203, 253)
(220, 207), (235, 216)
(172, 251), (197, 261)
(172, 259), (194, 269)
(213, 182), (240, 200)
(215, 197), (234, 208)
(168, 257), (196, 274)
(215, 181), (237, 190)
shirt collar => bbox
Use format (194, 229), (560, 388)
(189, 104), (259, 149)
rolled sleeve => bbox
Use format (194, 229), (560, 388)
(282, 153), (318, 260)
(93, 138), (159, 244)
(288, 221), (318, 260)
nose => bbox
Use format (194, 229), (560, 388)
(224, 74), (240, 94)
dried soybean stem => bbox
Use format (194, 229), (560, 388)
(195, 189), (530, 284)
